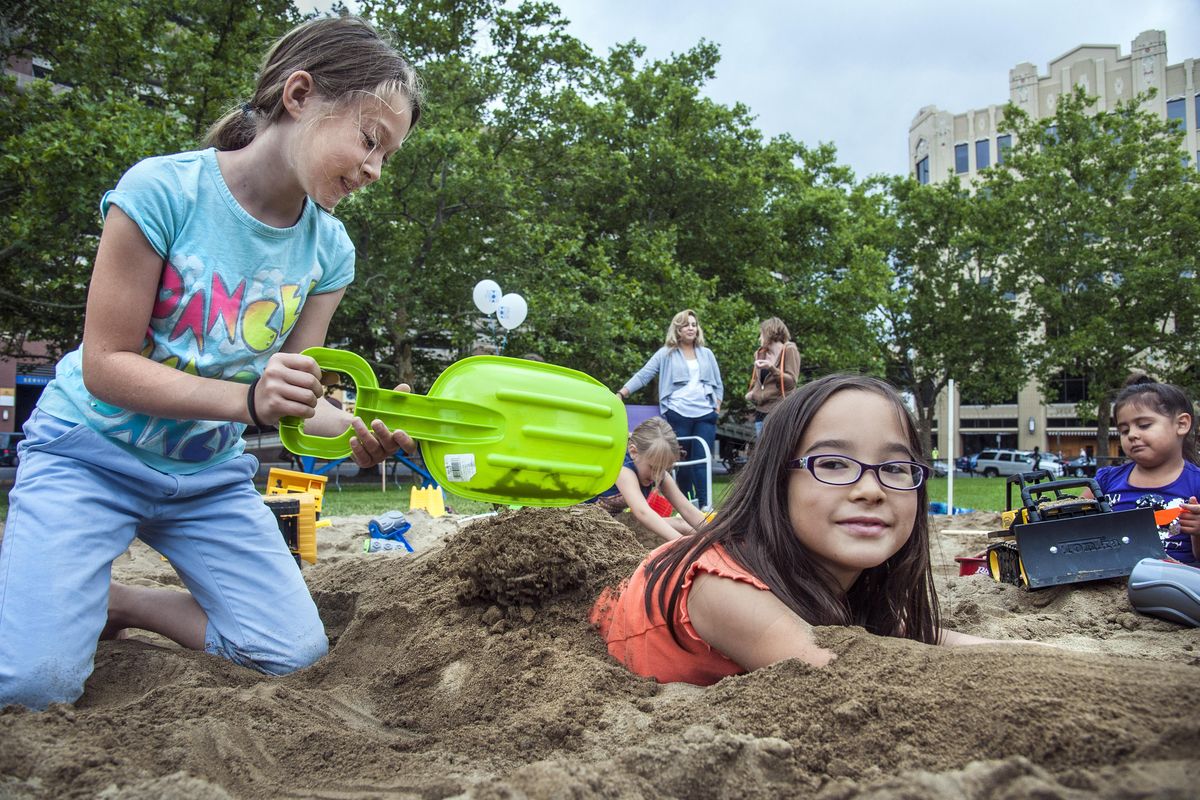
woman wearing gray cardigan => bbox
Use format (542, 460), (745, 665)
(617, 309), (723, 510)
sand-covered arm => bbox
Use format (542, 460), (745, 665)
(619, 468), (685, 542)
(938, 629), (1002, 646)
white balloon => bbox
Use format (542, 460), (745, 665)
(496, 293), (528, 330)
(472, 279), (502, 314)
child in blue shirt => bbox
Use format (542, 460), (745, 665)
(0, 17), (423, 709)
(1095, 376), (1200, 564)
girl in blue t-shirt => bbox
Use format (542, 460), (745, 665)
(0, 17), (423, 710)
(594, 417), (709, 542)
(1095, 376), (1200, 564)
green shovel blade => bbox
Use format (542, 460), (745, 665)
(279, 348), (627, 506)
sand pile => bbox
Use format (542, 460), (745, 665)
(1, 506), (1198, 799)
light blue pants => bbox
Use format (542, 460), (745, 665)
(0, 410), (328, 709)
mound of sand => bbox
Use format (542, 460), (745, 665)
(1, 506), (1198, 798)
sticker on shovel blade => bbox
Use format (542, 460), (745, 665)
(443, 454), (477, 482)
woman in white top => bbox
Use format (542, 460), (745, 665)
(617, 309), (724, 509)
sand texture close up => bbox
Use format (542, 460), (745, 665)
(1, 505), (1198, 799)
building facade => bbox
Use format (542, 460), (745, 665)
(909, 30), (1198, 459)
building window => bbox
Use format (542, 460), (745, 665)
(1167, 98), (1185, 131)
(1052, 370), (1090, 404)
(955, 143), (968, 173)
(1045, 124), (1058, 144)
(957, 417), (1019, 429)
(915, 156), (929, 184)
(958, 385), (1019, 405)
(996, 134), (1012, 165)
(975, 139), (990, 170)
(1195, 94), (1200, 128)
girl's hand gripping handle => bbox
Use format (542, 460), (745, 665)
(278, 348), (380, 459)
(278, 348), (503, 460)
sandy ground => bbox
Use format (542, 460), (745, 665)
(1, 505), (1198, 799)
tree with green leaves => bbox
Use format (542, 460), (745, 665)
(0, 0), (299, 360)
(2, 0), (899, 408)
(979, 86), (1200, 455)
(879, 176), (1026, 456)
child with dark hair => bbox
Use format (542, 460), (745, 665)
(1095, 375), (1200, 564)
(592, 373), (1017, 685)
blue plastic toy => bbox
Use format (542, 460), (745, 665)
(367, 510), (414, 553)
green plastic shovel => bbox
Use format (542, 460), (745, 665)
(278, 348), (628, 507)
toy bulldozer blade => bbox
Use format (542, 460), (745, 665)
(1010, 508), (1165, 589)
(986, 472), (1165, 589)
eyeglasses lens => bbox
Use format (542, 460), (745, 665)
(810, 456), (922, 490)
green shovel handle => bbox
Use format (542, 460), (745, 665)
(278, 347), (503, 460)
(278, 348), (379, 460)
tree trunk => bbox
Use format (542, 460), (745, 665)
(917, 405), (934, 460)
(1095, 392), (1113, 459)
(390, 307), (414, 388)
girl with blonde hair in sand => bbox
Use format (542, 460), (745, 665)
(593, 417), (709, 542)
(593, 373), (1034, 686)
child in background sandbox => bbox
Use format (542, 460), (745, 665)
(593, 418), (709, 542)
(0, 17), (423, 710)
(1094, 375), (1200, 564)
(592, 373), (1014, 686)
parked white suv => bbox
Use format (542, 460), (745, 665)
(974, 449), (1063, 478)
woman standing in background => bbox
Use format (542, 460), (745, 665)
(745, 317), (800, 438)
(617, 309), (723, 510)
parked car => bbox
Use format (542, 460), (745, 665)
(932, 459), (949, 477)
(1039, 453), (1066, 473)
(974, 449), (1063, 478)
(1067, 454), (1098, 477)
(0, 431), (23, 467)
(956, 453), (980, 474)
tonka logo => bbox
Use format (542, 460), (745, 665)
(1056, 537), (1120, 554)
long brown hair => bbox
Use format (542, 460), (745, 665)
(203, 16), (423, 151)
(643, 373), (941, 645)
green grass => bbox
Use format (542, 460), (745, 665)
(5, 473), (996, 520)
(927, 477), (1013, 512)
(0, 474), (738, 524)
(315, 482), (495, 517)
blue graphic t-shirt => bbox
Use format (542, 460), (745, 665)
(1095, 460), (1200, 564)
(38, 149), (355, 474)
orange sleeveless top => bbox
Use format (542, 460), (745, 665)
(590, 542), (770, 685)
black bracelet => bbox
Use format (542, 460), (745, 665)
(246, 376), (272, 429)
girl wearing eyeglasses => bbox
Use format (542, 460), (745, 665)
(591, 372), (1006, 685)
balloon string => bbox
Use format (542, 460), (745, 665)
(499, 332), (508, 354)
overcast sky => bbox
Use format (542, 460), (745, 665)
(304, 0), (1200, 177)
(548, 0), (1200, 177)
